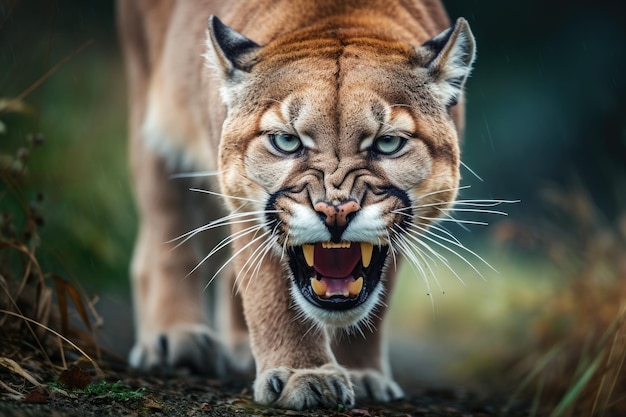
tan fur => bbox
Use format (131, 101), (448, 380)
(117, 0), (475, 410)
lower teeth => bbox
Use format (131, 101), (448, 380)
(310, 277), (363, 299)
(310, 277), (327, 296)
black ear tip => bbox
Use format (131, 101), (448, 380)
(208, 15), (223, 31)
(206, 14), (260, 74)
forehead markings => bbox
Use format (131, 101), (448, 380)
(387, 103), (458, 163)
(259, 96), (319, 150)
(259, 103), (289, 132)
(357, 103), (417, 152)
(385, 107), (416, 134)
(356, 102), (386, 152)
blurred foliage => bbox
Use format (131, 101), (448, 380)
(1, 0), (135, 289)
(0, 130), (104, 398)
(496, 185), (626, 415)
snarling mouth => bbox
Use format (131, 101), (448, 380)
(288, 242), (389, 311)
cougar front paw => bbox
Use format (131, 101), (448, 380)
(129, 323), (227, 376)
(350, 369), (404, 402)
(254, 364), (355, 410)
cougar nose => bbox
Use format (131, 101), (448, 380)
(314, 200), (360, 241)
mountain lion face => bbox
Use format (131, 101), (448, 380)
(214, 23), (470, 327)
(119, 0), (479, 408)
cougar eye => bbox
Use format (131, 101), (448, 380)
(373, 135), (405, 155)
(269, 133), (302, 154)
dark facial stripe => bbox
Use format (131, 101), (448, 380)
(418, 137), (456, 165)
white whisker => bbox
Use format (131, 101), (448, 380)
(453, 199), (520, 207)
(189, 187), (263, 203)
(402, 226), (467, 286)
(385, 228), (398, 271)
(200, 229), (272, 291)
(422, 222), (463, 246)
(353, 320), (367, 338)
(239, 238), (274, 294)
(233, 231), (277, 294)
(392, 210), (413, 218)
(460, 161), (483, 182)
(393, 186), (471, 214)
(170, 218), (252, 250)
(418, 216), (489, 227)
(396, 198), (519, 212)
(398, 236), (437, 285)
(300, 318), (324, 340)
(437, 210), (471, 232)
(391, 234), (430, 288)
(243, 223), (282, 295)
(414, 185), (471, 202)
(168, 208), (281, 245)
(412, 223), (496, 277)
(281, 233), (289, 262)
(207, 223), (269, 260)
(391, 233), (436, 314)
(169, 170), (221, 179)
(394, 229), (441, 292)
(437, 207), (509, 216)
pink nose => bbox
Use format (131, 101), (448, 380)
(314, 200), (361, 227)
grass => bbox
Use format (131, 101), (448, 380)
(2, 21), (135, 290)
(493, 186), (626, 416)
(50, 379), (145, 400)
(1, 96), (105, 400)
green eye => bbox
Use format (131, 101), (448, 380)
(269, 133), (302, 154)
(373, 135), (405, 155)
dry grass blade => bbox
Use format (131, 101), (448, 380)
(0, 357), (42, 386)
(52, 274), (93, 335)
(502, 184), (626, 416)
(505, 345), (562, 413)
(0, 39), (94, 117)
(0, 379), (24, 399)
(591, 308), (626, 417)
(0, 309), (103, 377)
(0, 275), (53, 366)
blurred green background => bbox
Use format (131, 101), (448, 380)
(1, 0), (625, 396)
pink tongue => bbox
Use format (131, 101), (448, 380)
(321, 276), (354, 294)
(314, 243), (361, 278)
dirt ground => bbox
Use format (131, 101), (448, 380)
(0, 346), (529, 417)
(0, 377), (527, 417)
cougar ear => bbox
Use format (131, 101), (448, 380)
(205, 15), (260, 81)
(422, 18), (476, 107)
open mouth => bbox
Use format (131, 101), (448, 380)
(288, 242), (389, 311)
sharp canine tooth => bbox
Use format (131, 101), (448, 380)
(348, 277), (364, 297)
(360, 243), (373, 268)
(311, 278), (327, 297)
(303, 244), (314, 267)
